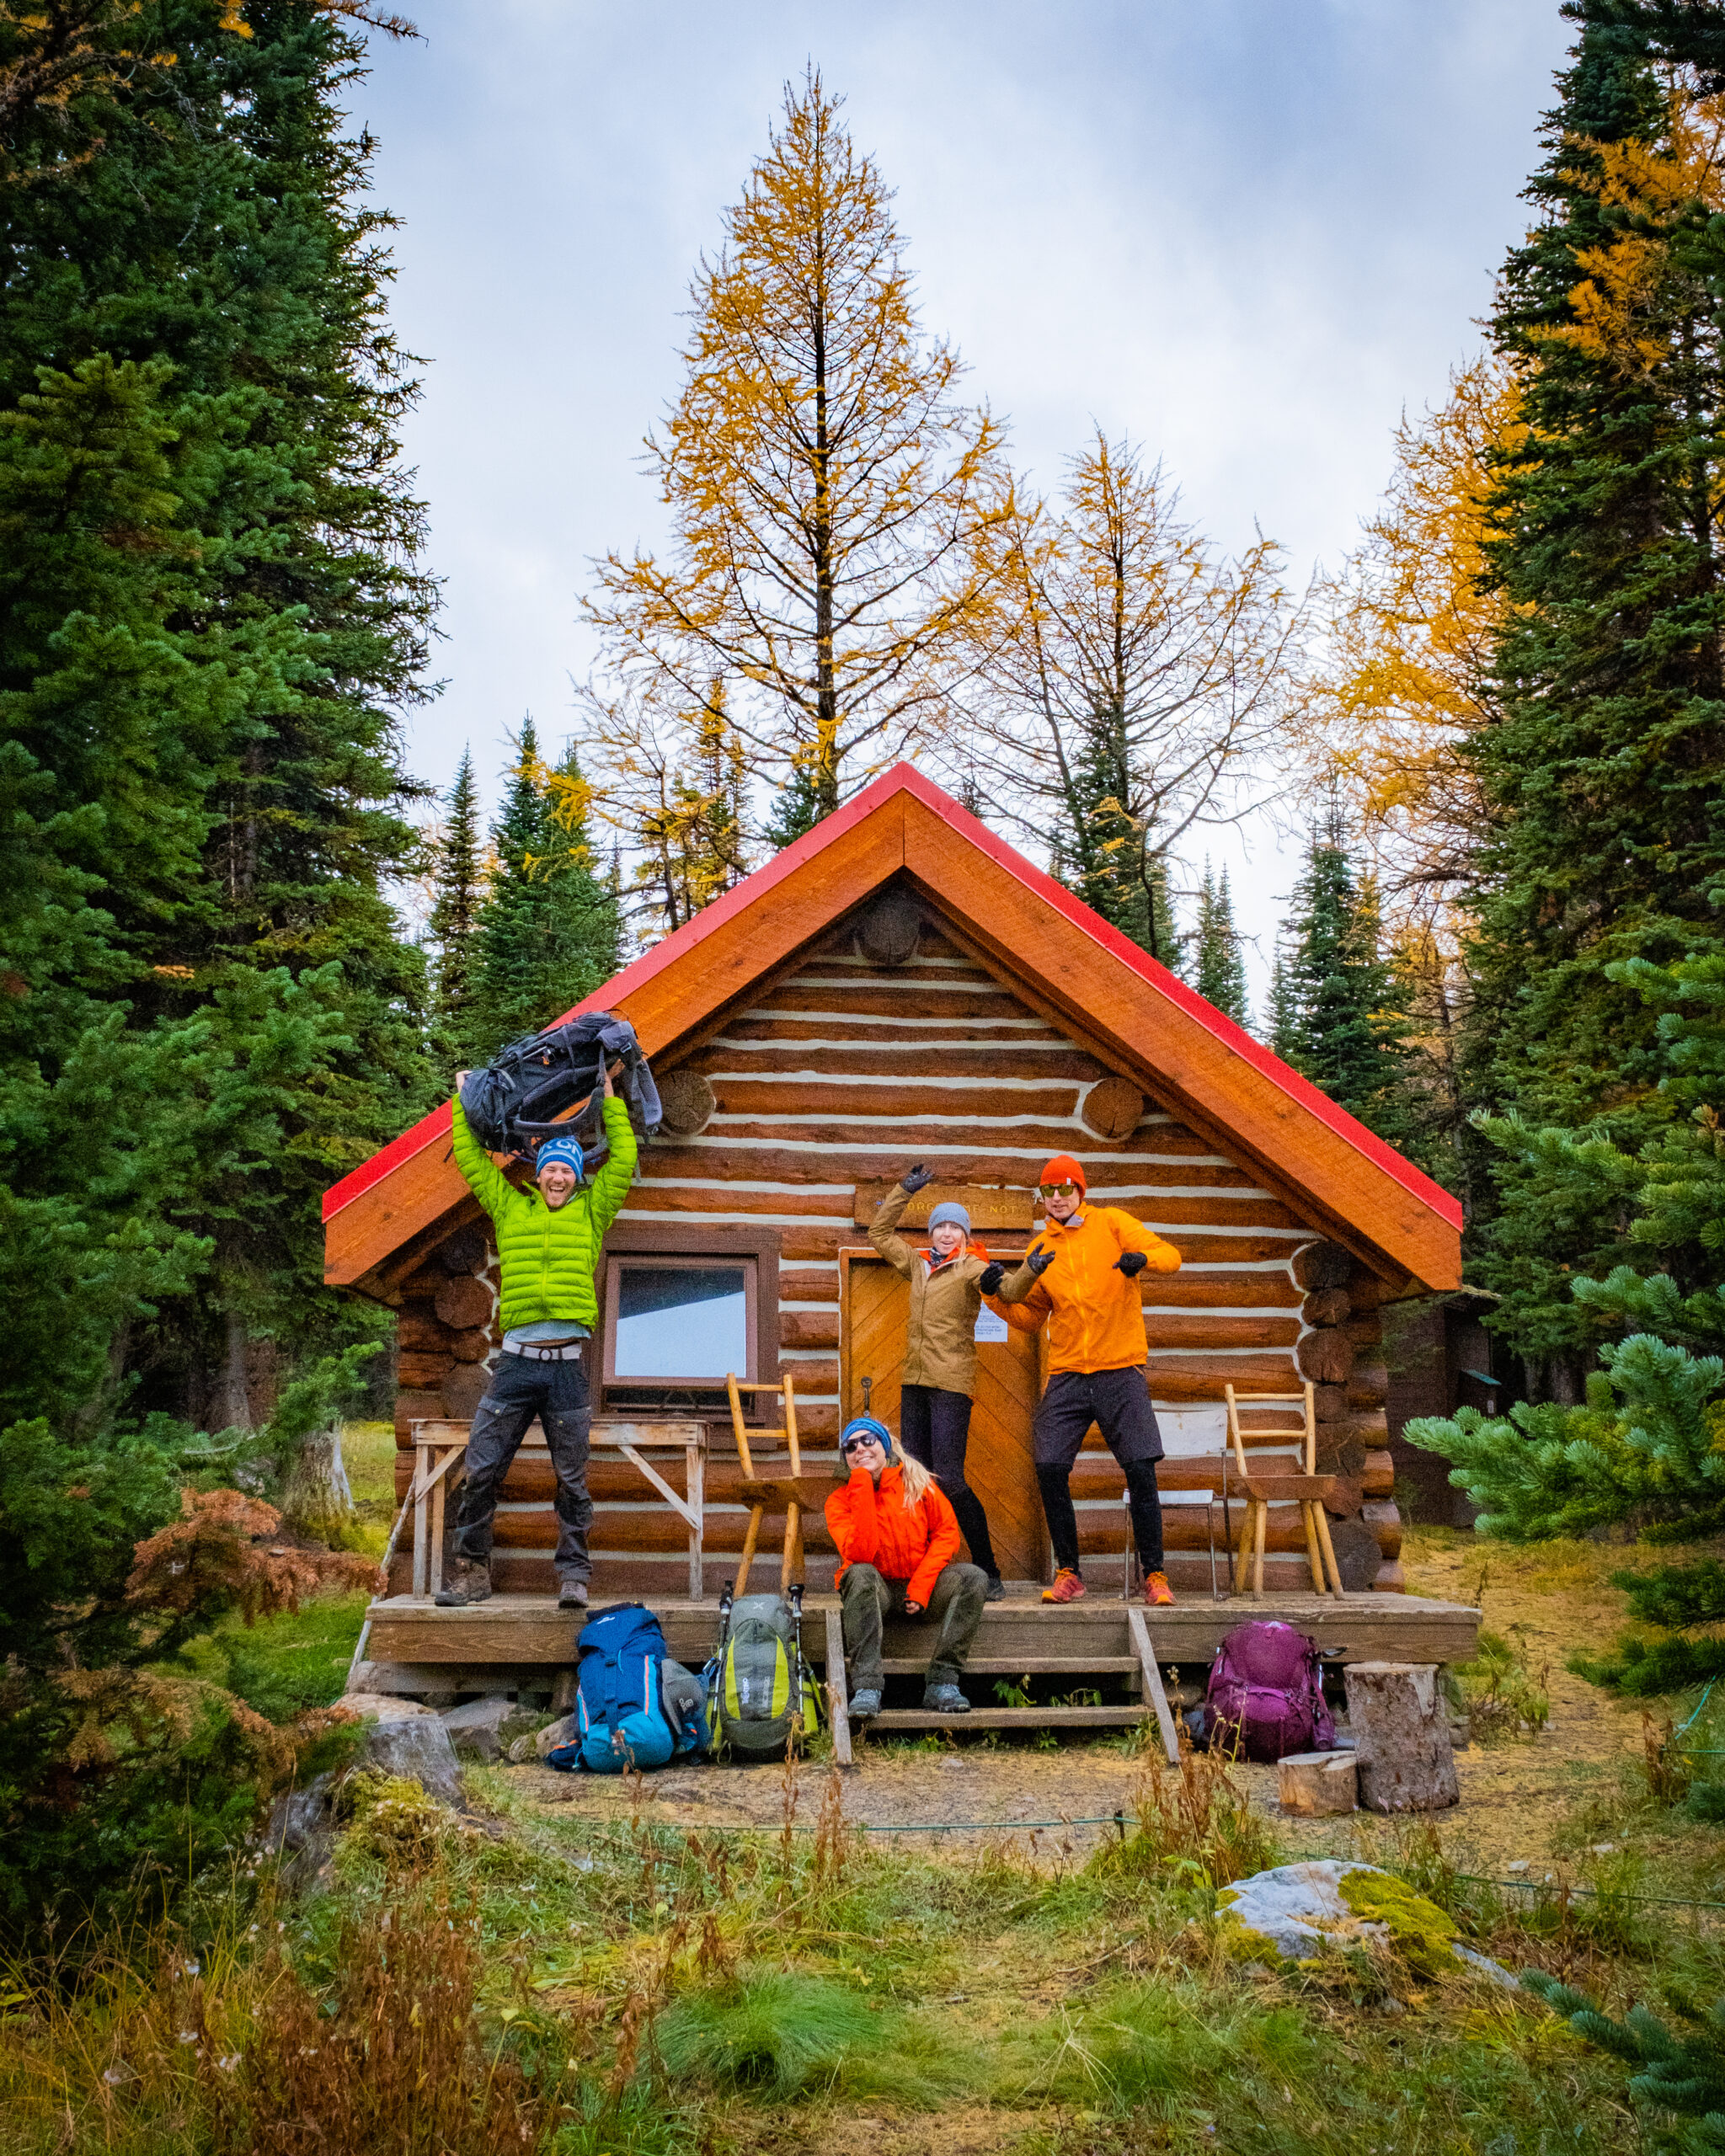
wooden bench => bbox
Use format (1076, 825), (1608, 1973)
(406, 1417), (708, 1598)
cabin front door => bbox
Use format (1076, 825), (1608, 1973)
(841, 1252), (1049, 1582)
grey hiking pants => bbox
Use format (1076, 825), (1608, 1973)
(840, 1561), (988, 1693)
(452, 1350), (592, 1586)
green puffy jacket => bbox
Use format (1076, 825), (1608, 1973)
(450, 1094), (638, 1334)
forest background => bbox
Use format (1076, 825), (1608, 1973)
(7, 0), (1725, 1942)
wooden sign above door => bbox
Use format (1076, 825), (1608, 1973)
(852, 1181), (1034, 1231)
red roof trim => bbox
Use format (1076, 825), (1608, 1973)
(319, 770), (908, 1225)
(324, 760), (1461, 1237)
(893, 767), (1462, 1231)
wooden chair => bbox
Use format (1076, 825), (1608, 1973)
(1223, 1381), (1347, 1599)
(724, 1374), (829, 1597)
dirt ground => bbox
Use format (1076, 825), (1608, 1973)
(498, 1528), (1690, 1879)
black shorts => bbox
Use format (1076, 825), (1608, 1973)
(1033, 1365), (1163, 1470)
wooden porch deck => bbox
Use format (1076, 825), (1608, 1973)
(357, 1585), (1481, 1689)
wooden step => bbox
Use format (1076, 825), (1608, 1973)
(872, 1656), (1140, 1677)
(857, 1705), (1150, 1731)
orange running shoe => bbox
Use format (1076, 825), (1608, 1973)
(1041, 1568), (1087, 1604)
(1143, 1570), (1176, 1608)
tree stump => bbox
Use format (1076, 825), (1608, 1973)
(1080, 1074), (1146, 1141)
(1276, 1750), (1358, 1816)
(280, 1421), (355, 1541)
(1344, 1662), (1459, 1812)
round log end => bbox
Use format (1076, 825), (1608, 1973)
(1292, 1241), (1353, 1291)
(435, 1274), (494, 1332)
(658, 1069), (718, 1137)
(1301, 1288), (1352, 1326)
(437, 1223), (489, 1276)
(1079, 1073), (1146, 1142)
(853, 894), (922, 967)
(1296, 1326), (1356, 1386)
(441, 1362), (491, 1419)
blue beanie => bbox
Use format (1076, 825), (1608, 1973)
(927, 1200), (971, 1236)
(840, 1416), (894, 1461)
(535, 1134), (585, 1182)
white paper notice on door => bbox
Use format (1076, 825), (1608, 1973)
(974, 1305), (1010, 1343)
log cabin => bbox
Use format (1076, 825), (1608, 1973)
(325, 765), (1478, 1719)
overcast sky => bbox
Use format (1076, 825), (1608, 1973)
(350, 0), (1573, 1004)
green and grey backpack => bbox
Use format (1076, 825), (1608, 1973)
(704, 1589), (820, 1758)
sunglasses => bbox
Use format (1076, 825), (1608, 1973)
(841, 1433), (884, 1454)
(1039, 1180), (1081, 1198)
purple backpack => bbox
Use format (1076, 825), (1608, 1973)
(1200, 1621), (1335, 1762)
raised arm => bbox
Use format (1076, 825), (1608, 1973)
(450, 1092), (513, 1220)
(866, 1177), (921, 1279)
(589, 1086), (638, 1234)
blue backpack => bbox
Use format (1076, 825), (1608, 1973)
(546, 1604), (698, 1774)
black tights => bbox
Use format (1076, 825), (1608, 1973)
(1036, 1455), (1163, 1577)
(898, 1383), (1000, 1579)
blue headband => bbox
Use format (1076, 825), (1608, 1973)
(536, 1134), (585, 1182)
(840, 1416), (894, 1460)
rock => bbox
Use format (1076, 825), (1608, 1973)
(264, 1773), (339, 1893)
(345, 1695), (463, 1806)
(441, 1694), (515, 1763)
(1276, 1750), (1358, 1817)
(1217, 1861), (1512, 1984)
(1345, 1662), (1460, 1812)
(534, 1712), (578, 1758)
(505, 1732), (539, 1764)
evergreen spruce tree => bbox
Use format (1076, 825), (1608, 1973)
(760, 755), (825, 851)
(427, 748), (483, 1081)
(1463, 1), (1725, 1358)
(1192, 862), (1250, 1026)
(1274, 819), (1409, 1141)
(0, 1), (434, 1432)
(1051, 711), (1183, 970)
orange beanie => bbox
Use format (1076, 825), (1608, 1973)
(1039, 1154), (1087, 1191)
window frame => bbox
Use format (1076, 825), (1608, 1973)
(596, 1220), (781, 1413)
(602, 1251), (759, 1390)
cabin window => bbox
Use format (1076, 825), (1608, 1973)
(597, 1222), (780, 1413)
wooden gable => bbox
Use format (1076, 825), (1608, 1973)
(323, 762), (1462, 1301)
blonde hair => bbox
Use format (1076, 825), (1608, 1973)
(895, 1450), (934, 1507)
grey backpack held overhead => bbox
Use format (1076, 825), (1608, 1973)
(458, 1011), (662, 1161)
(703, 1587), (821, 1758)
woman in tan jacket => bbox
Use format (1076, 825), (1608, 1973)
(868, 1166), (1007, 1600)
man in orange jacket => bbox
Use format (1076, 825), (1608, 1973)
(824, 1417), (988, 1718)
(986, 1155), (1182, 1607)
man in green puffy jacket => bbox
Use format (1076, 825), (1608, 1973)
(438, 1061), (638, 1609)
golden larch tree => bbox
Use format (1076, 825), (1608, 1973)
(585, 70), (1004, 827)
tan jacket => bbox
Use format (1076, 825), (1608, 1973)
(867, 1182), (996, 1396)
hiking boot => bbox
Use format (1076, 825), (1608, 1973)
(922, 1684), (971, 1714)
(558, 1579), (590, 1611)
(434, 1558), (492, 1608)
(1041, 1568), (1086, 1604)
(1143, 1571), (1177, 1608)
(983, 1575), (1007, 1604)
(849, 1688), (882, 1720)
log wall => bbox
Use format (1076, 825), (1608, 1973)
(387, 903), (1405, 1596)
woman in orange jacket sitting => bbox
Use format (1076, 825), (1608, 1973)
(824, 1417), (988, 1720)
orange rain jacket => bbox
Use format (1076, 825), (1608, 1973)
(825, 1461), (961, 1609)
(994, 1206), (1182, 1374)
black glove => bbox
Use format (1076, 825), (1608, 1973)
(1026, 1245), (1057, 1278)
(978, 1261), (1006, 1295)
(900, 1163), (936, 1193)
(1115, 1249), (1148, 1278)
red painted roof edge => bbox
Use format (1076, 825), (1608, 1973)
(320, 768), (908, 1224)
(325, 760), (1462, 1241)
(890, 765), (1464, 1234)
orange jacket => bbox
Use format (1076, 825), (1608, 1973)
(995, 1205), (1181, 1374)
(825, 1461), (960, 1608)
